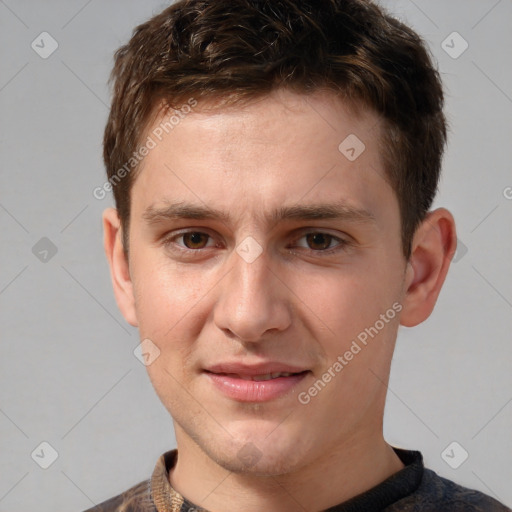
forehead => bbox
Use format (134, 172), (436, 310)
(131, 89), (395, 227)
(145, 89), (381, 154)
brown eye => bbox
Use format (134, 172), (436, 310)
(305, 233), (334, 250)
(182, 232), (210, 249)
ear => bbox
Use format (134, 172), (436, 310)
(400, 208), (457, 327)
(103, 208), (138, 327)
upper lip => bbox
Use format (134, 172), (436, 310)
(204, 362), (310, 376)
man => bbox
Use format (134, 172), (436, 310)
(88, 0), (510, 510)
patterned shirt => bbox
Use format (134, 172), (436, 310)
(84, 448), (511, 511)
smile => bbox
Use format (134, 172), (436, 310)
(204, 370), (310, 402)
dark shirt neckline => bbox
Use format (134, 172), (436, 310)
(156, 447), (423, 512)
(324, 448), (423, 511)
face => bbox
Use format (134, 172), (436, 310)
(121, 90), (410, 475)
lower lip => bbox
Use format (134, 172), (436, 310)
(205, 371), (309, 402)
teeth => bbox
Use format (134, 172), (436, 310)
(247, 372), (294, 381)
(220, 372), (299, 381)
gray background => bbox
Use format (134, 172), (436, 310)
(1, 0), (511, 510)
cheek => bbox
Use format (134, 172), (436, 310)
(131, 252), (204, 335)
(311, 311), (400, 426)
(305, 271), (390, 330)
(305, 263), (403, 368)
(130, 253), (215, 383)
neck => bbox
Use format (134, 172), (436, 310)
(168, 427), (404, 512)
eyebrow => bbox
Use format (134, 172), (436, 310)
(142, 200), (376, 227)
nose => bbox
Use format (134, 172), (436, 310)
(213, 245), (292, 343)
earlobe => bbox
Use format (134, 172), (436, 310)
(399, 208), (457, 327)
(103, 208), (138, 327)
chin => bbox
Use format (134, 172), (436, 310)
(204, 426), (315, 477)
(214, 448), (305, 477)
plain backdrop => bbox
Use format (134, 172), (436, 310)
(1, 1), (511, 510)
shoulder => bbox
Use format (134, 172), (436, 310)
(387, 468), (511, 511)
(82, 479), (155, 512)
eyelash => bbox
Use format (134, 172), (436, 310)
(161, 229), (350, 257)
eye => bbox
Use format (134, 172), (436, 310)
(165, 231), (215, 251)
(293, 232), (347, 253)
(163, 229), (349, 257)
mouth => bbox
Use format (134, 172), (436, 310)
(203, 369), (311, 402)
(214, 371), (307, 381)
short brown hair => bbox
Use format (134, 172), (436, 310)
(103, 0), (447, 258)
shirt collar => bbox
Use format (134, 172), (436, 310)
(150, 447), (424, 512)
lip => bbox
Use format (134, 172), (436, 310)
(205, 362), (309, 376)
(203, 362), (311, 402)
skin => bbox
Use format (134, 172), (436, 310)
(103, 89), (457, 512)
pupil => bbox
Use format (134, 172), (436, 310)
(186, 232), (206, 248)
(308, 233), (330, 250)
